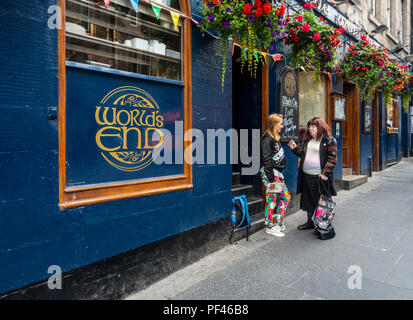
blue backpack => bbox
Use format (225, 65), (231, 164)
(230, 195), (251, 244)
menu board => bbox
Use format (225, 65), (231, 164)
(279, 67), (299, 142)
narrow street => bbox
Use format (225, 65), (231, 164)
(126, 158), (413, 300)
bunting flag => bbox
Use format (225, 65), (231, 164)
(104, 0), (111, 9)
(253, 51), (259, 62)
(260, 52), (267, 64)
(190, 18), (200, 25)
(170, 11), (180, 31)
(272, 54), (281, 62)
(151, 3), (162, 20)
(129, 0), (139, 12)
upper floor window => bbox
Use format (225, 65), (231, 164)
(387, 0), (392, 33)
(65, 0), (182, 81)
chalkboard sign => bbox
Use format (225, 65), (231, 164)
(279, 67), (299, 142)
(363, 97), (373, 134)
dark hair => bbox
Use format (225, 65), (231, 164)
(298, 126), (307, 143)
(304, 117), (331, 142)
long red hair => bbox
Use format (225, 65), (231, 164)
(303, 117), (331, 142)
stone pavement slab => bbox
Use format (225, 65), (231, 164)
(125, 158), (413, 300)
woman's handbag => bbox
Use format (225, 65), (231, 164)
(312, 179), (336, 231)
(267, 181), (283, 193)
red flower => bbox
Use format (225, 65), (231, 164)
(339, 27), (345, 33)
(296, 15), (304, 22)
(312, 2), (317, 6)
(352, 50), (358, 55)
(313, 33), (321, 41)
(302, 23), (310, 32)
(360, 35), (367, 40)
(278, 4), (286, 16)
(254, 0), (262, 8)
(304, 3), (312, 10)
(242, 3), (252, 14)
(255, 7), (263, 17)
(294, 36), (300, 42)
(319, 16), (324, 21)
(263, 3), (271, 14)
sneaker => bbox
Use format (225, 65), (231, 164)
(280, 222), (286, 231)
(266, 225), (285, 237)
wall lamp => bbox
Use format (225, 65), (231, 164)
(371, 24), (389, 35)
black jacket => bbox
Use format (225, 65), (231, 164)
(292, 135), (337, 197)
(260, 133), (287, 182)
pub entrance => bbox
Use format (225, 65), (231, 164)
(232, 46), (265, 200)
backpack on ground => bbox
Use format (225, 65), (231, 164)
(230, 195), (251, 244)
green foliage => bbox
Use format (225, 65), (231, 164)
(198, 0), (285, 88)
(283, 4), (342, 87)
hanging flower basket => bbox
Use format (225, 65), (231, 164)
(283, 2), (343, 87)
(382, 60), (411, 112)
(337, 36), (388, 102)
(198, 0), (286, 88)
(338, 37), (412, 109)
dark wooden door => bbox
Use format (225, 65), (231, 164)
(342, 84), (353, 168)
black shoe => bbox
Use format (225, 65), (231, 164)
(297, 221), (315, 230)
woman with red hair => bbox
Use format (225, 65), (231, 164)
(287, 117), (337, 231)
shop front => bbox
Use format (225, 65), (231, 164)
(0, 0), (235, 299)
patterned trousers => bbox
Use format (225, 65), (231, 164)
(260, 172), (291, 227)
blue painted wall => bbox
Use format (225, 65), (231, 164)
(359, 99), (374, 174)
(0, 0), (232, 293)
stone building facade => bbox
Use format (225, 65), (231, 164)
(332, 0), (411, 60)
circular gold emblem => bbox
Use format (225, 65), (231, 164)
(284, 72), (297, 97)
(95, 86), (164, 172)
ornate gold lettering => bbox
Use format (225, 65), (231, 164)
(96, 126), (121, 152)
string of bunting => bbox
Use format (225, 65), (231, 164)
(99, 0), (198, 31)
(231, 40), (286, 64)
(98, 0), (288, 62)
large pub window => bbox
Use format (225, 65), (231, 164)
(65, 0), (182, 81)
(59, 0), (192, 209)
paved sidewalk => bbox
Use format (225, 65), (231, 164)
(126, 158), (413, 300)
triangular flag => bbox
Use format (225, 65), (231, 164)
(253, 51), (259, 62)
(151, 3), (161, 20)
(190, 18), (200, 25)
(104, 0), (111, 9)
(129, 0), (139, 12)
(260, 52), (267, 64)
(272, 54), (281, 62)
(170, 11), (180, 31)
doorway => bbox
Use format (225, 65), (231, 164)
(232, 46), (267, 196)
(342, 82), (360, 175)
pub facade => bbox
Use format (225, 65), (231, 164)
(0, 0), (410, 299)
